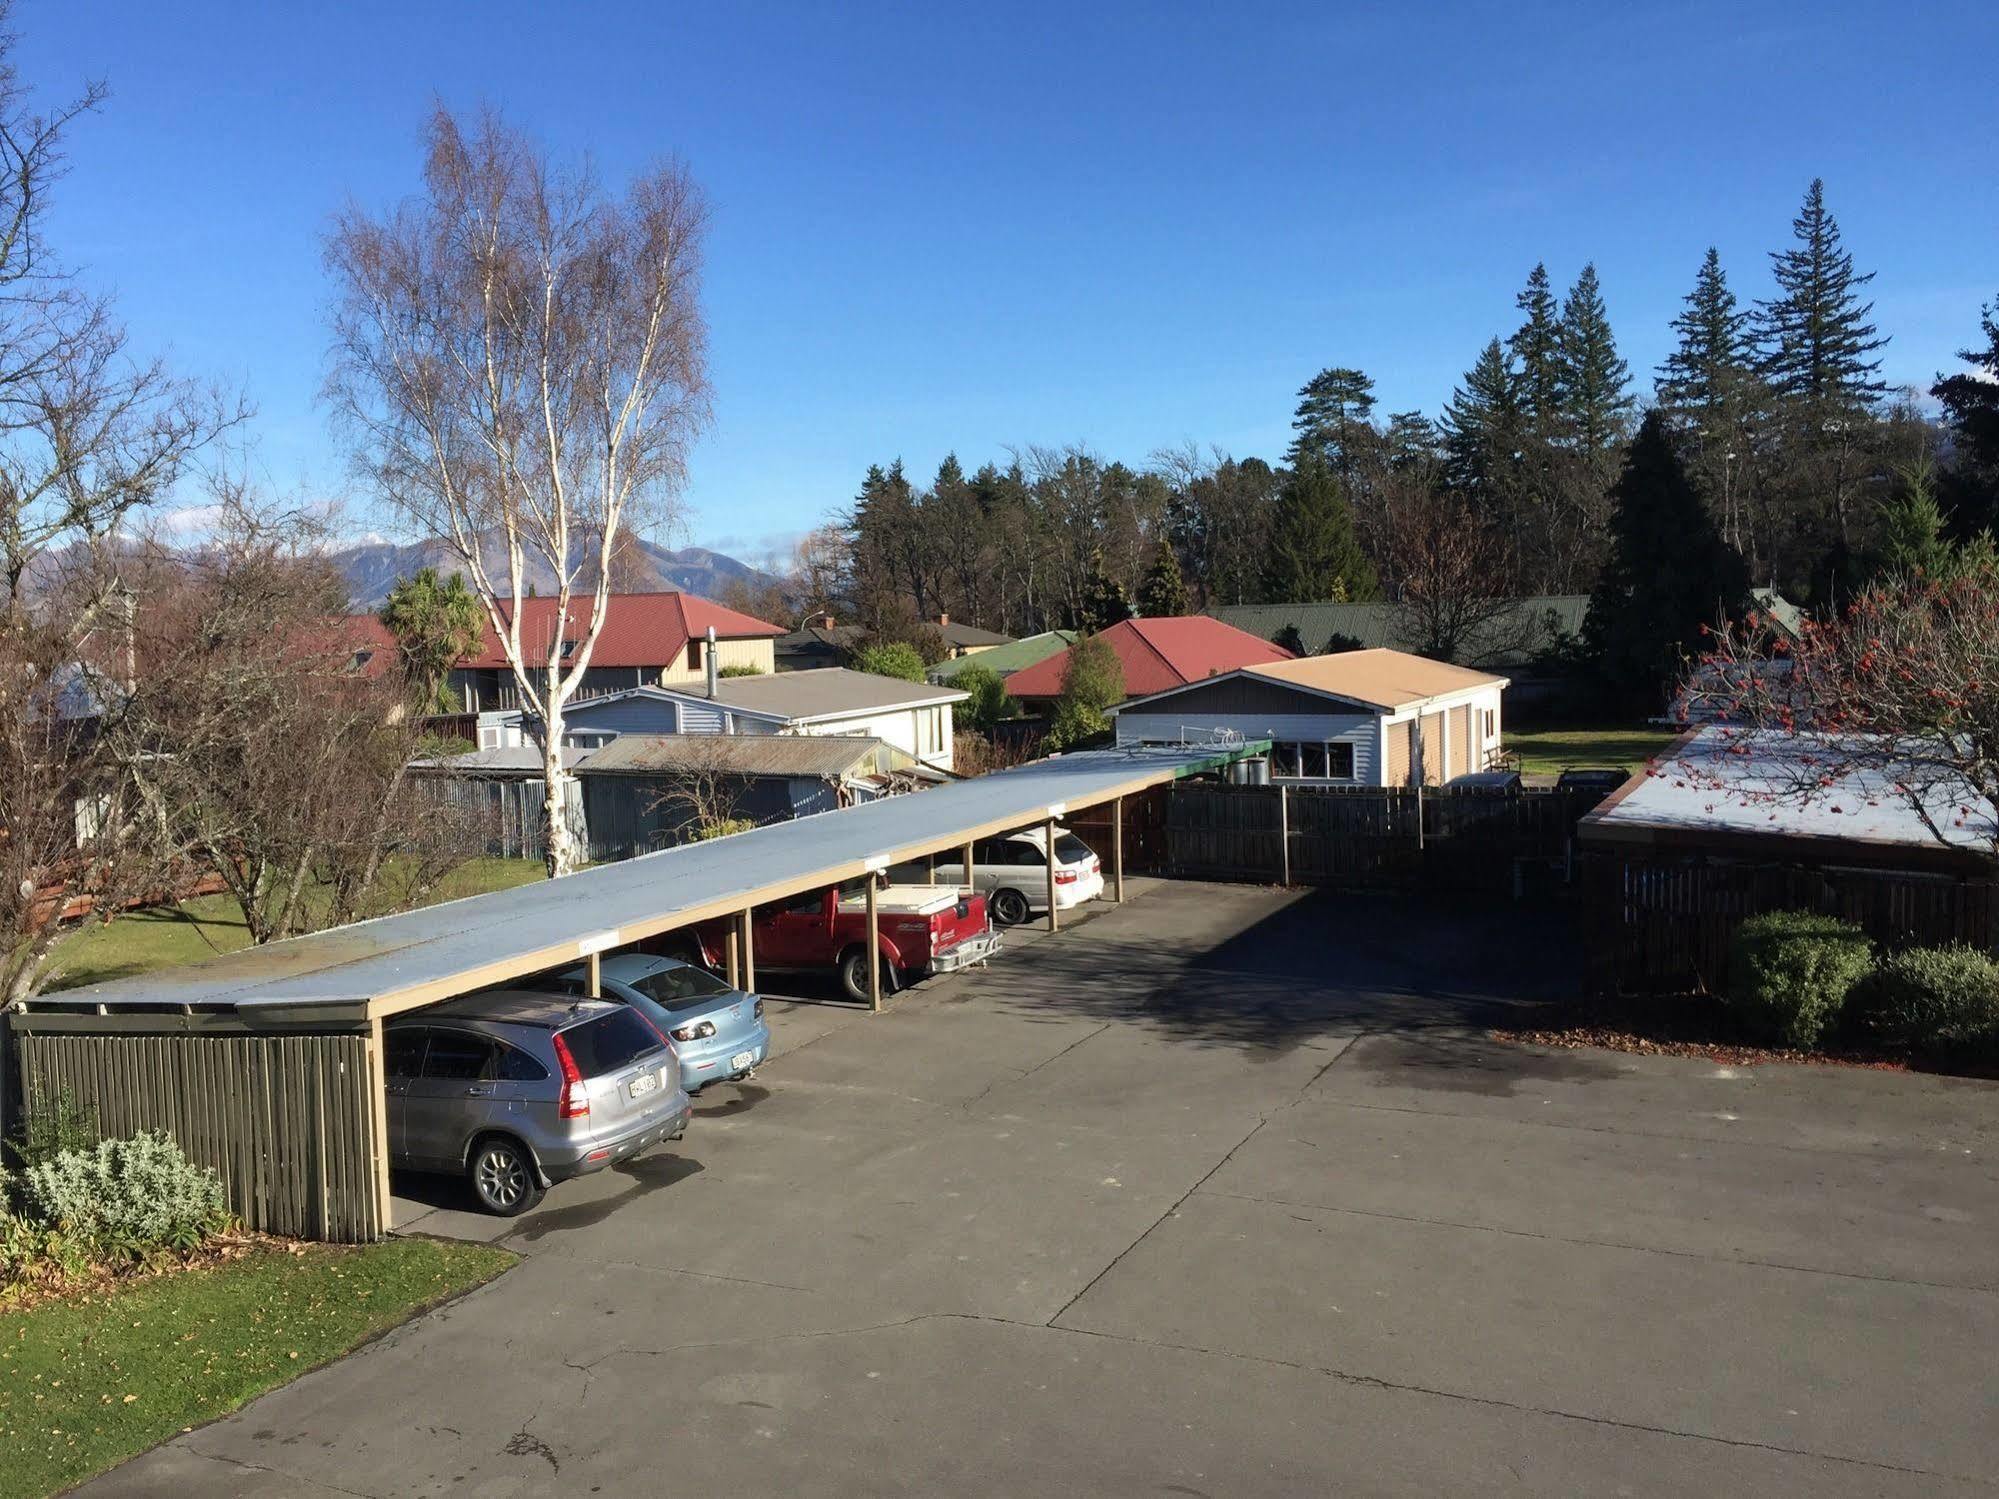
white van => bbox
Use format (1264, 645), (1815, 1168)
(930, 826), (1104, 926)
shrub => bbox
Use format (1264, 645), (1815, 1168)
(1727, 910), (1873, 1048)
(20, 1131), (229, 1260)
(1850, 944), (1999, 1054)
(852, 641), (927, 682)
(8, 1088), (97, 1169)
(954, 664), (1016, 733)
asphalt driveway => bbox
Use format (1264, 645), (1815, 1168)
(82, 879), (1999, 1496)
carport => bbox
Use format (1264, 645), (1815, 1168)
(7, 741), (1262, 1241)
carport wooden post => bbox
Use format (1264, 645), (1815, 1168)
(865, 873), (883, 1012)
(739, 908), (756, 990)
(586, 951), (601, 997)
(959, 840), (974, 890)
(1110, 796), (1125, 903)
(366, 1018), (392, 1237)
(1278, 784), (1291, 887)
(724, 923), (742, 989)
(1045, 817), (1059, 931)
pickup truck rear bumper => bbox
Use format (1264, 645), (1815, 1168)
(929, 928), (1002, 974)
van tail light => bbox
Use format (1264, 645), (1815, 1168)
(551, 1032), (590, 1119)
(1055, 869), (1079, 885)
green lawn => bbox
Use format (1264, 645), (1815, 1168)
(0, 1238), (514, 1499)
(46, 858), (547, 993)
(1504, 723), (1681, 778)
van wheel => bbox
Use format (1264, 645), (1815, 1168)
(839, 948), (898, 1004)
(990, 888), (1030, 926)
(468, 1135), (545, 1216)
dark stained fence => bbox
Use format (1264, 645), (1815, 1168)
(416, 776), (548, 862)
(13, 1030), (383, 1242)
(1581, 854), (1999, 996)
(1166, 784), (1585, 892)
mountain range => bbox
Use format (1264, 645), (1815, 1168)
(330, 535), (782, 611)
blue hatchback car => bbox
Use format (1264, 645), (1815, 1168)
(559, 953), (771, 1094)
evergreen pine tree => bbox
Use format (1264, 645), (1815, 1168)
(1507, 264), (1562, 428)
(1932, 294), (1999, 532)
(1657, 248), (1754, 416)
(1756, 178), (1888, 411)
(1077, 545), (1135, 630)
(1553, 263), (1633, 457)
(1263, 458), (1380, 604)
(1441, 338), (1523, 500)
(1584, 413), (1751, 712)
(1136, 544), (1190, 617)
(1871, 461), (1958, 581)
(1285, 367), (1378, 472)
(1383, 411), (1441, 470)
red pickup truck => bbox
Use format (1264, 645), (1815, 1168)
(669, 879), (1001, 1002)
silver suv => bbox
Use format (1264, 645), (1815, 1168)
(385, 991), (693, 1215)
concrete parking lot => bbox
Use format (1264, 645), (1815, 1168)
(85, 879), (1999, 1496)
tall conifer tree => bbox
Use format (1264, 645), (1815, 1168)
(1507, 264), (1562, 428)
(1553, 263), (1633, 459)
(1756, 178), (1888, 411)
(1584, 413), (1750, 711)
(1264, 458), (1379, 604)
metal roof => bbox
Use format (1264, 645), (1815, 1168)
(696, 668), (967, 721)
(928, 630), (1077, 683)
(576, 733), (887, 779)
(1005, 617), (1296, 701)
(1208, 596), (1589, 668)
(36, 740), (1260, 1025)
(408, 746), (594, 776)
(1579, 726), (1996, 869)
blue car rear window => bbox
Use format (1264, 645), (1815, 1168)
(631, 964), (733, 1013)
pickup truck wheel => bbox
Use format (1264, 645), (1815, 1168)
(839, 947), (898, 1003)
(990, 888), (1030, 927)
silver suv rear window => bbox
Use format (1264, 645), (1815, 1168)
(560, 1009), (665, 1076)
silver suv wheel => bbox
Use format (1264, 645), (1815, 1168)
(470, 1137), (545, 1216)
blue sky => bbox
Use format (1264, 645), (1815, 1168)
(18, 1), (1998, 565)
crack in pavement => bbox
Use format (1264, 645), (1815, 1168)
(1195, 1187), (1999, 1295)
(180, 1445), (384, 1499)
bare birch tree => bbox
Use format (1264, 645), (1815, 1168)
(326, 107), (711, 875)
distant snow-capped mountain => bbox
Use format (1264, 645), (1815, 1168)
(330, 534), (783, 611)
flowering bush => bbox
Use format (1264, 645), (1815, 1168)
(17, 1131), (229, 1261)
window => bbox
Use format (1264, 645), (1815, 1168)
(1272, 740), (1355, 781)
(496, 1045), (549, 1082)
(686, 640), (702, 671)
(559, 1009), (666, 1076)
(420, 1030), (496, 1081)
(385, 1029), (428, 1080)
(631, 963), (734, 1012)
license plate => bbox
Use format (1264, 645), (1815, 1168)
(629, 1072), (659, 1099)
(729, 1050), (755, 1071)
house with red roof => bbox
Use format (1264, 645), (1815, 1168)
(346, 591), (787, 714)
(1002, 616), (1296, 708)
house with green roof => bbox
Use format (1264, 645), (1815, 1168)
(927, 629), (1077, 685)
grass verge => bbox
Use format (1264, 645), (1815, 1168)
(0, 1238), (514, 1499)
(1504, 723), (1680, 777)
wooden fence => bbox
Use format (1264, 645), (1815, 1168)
(1580, 853), (1999, 996)
(1166, 783), (1587, 891)
(12, 1028), (383, 1242)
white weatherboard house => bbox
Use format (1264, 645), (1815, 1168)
(1113, 648), (1508, 786)
(489, 667), (968, 773)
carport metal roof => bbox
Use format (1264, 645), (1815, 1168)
(27, 741), (1259, 1027)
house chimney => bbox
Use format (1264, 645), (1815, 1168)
(817, 613), (836, 630)
(936, 611), (950, 627)
(705, 624), (719, 698)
